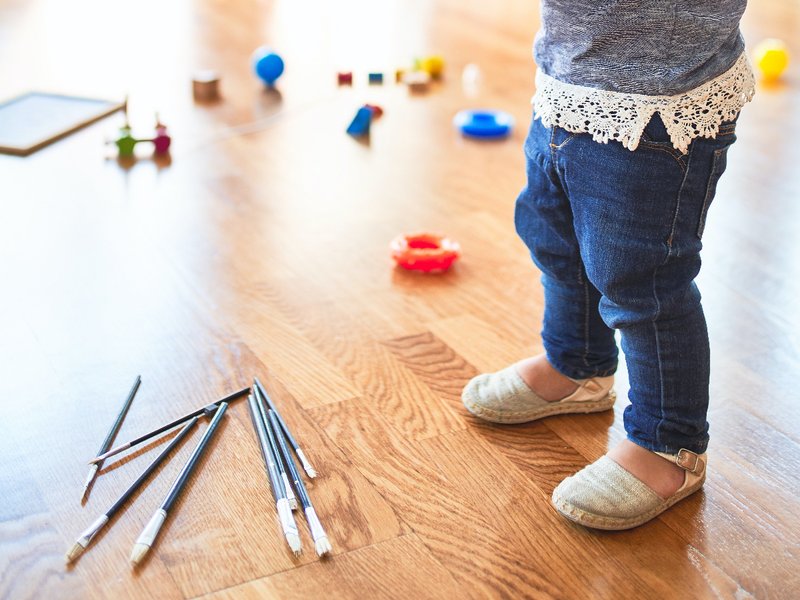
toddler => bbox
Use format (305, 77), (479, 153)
(462, 0), (755, 529)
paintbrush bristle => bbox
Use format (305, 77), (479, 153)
(65, 542), (85, 563)
(305, 466), (317, 478)
(314, 536), (332, 557)
(129, 543), (150, 566)
(288, 497), (298, 510)
(286, 532), (302, 556)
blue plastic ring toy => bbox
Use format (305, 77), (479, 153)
(453, 109), (514, 138)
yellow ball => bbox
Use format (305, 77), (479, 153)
(754, 38), (790, 81)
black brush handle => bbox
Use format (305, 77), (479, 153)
(253, 377), (300, 450)
(97, 375), (141, 456)
(128, 387), (246, 448)
(247, 395), (282, 502)
(93, 387), (249, 462)
(254, 391), (287, 499)
(161, 403), (228, 512)
(268, 410), (311, 509)
(106, 417), (198, 517)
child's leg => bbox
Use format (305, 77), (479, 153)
(514, 117), (619, 382)
(548, 115), (737, 525)
(460, 115), (619, 423)
(561, 115), (736, 457)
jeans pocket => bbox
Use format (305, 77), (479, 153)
(638, 118), (689, 169)
(697, 147), (730, 239)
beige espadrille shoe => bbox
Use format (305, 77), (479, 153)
(461, 364), (615, 424)
(551, 449), (706, 530)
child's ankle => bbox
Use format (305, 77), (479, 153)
(607, 440), (686, 499)
(515, 355), (579, 402)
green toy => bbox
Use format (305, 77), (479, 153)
(114, 123), (138, 156)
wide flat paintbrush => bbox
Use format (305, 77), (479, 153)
(130, 403), (228, 567)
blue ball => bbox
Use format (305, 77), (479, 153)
(252, 47), (284, 86)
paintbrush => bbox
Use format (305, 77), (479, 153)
(247, 394), (302, 555)
(66, 417), (198, 563)
(130, 402), (228, 567)
(268, 410), (332, 557)
(81, 375), (142, 501)
(89, 387), (249, 465)
(253, 377), (317, 478)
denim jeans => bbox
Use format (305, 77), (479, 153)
(514, 113), (737, 454)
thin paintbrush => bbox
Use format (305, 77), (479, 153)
(247, 394), (301, 555)
(66, 417), (198, 563)
(253, 377), (317, 478)
(268, 410), (332, 557)
(130, 403), (228, 567)
(89, 387), (249, 464)
(251, 392), (297, 510)
(81, 375), (142, 501)
(255, 392), (298, 510)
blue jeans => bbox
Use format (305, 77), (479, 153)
(514, 113), (737, 454)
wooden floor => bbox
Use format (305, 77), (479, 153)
(1, 1), (799, 598)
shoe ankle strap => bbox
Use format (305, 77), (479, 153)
(654, 448), (706, 475)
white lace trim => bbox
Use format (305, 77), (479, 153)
(532, 52), (755, 152)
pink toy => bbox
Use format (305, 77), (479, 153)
(152, 117), (171, 154)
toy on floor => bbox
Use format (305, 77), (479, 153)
(363, 104), (383, 118)
(192, 70), (221, 101)
(368, 72), (384, 85)
(453, 109), (514, 139)
(461, 63), (482, 97)
(346, 106), (372, 136)
(252, 47), (284, 86)
(415, 55), (445, 79)
(337, 72), (353, 86)
(754, 38), (790, 81)
(390, 233), (461, 273)
(112, 114), (171, 157)
(402, 70), (431, 92)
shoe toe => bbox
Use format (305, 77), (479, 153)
(552, 457), (662, 520)
(461, 367), (533, 415)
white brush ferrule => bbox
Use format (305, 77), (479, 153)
(77, 514), (109, 546)
(82, 464), (99, 491)
(281, 473), (297, 506)
(276, 498), (299, 537)
(296, 449), (316, 477)
(305, 506), (327, 541)
(135, 509), (167, 547)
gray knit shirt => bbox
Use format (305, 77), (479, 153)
(534, 0), (748, 95)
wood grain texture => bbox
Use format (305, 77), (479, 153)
(202, 535), (463, 600)
(0, 514), (89, 600)
(0, 0), (798, 598)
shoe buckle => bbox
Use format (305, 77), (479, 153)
(676, 449), (701, 473)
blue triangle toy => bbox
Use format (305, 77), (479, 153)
(346, 107), (372, 136)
